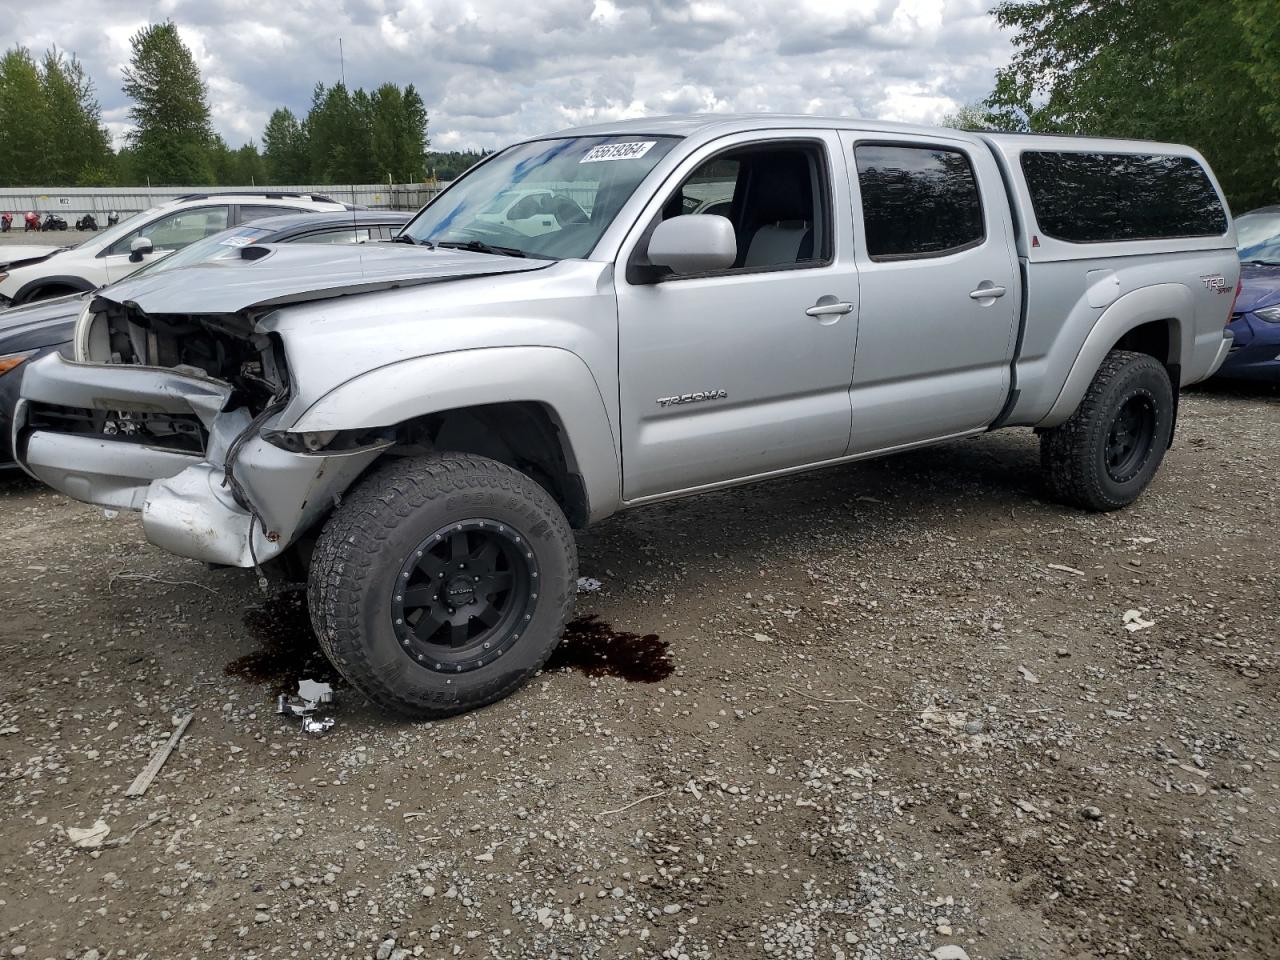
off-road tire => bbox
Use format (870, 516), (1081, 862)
(308, 453), (578, 719)
(1040, 350), (1174, 512)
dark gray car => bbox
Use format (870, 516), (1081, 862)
(0, 210), (411, 466)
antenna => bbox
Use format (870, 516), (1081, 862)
(339, 38), (346, 88)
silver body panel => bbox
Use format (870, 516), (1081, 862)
(14, 114), (1238, 568)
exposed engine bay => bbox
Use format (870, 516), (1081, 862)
(83, 297), (285, 403)
(64, 297), (287, 452)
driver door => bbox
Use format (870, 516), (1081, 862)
(614, 131), (860, 502)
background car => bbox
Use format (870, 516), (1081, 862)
(1220, 206), (1280, 380)
(0, 192), (350, 307)
(0, 209), (411, 467)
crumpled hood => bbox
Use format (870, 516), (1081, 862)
(95, 242), (549, 315)
(1235, 262), (1280, 314)
(0, 291), (85, 352)
(0, 244), (63, 271)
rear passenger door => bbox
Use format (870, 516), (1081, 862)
(840, 134), (1019, 452)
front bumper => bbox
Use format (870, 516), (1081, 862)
(15, 353), (387, 567)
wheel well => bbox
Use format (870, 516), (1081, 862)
(1113, 318), (1174, 368)
(1111, 317), (1182, 445)
(14, 278), (90, 305)
(387, 401), (590, 528)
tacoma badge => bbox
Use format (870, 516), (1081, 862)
(657, 389), (728, 407)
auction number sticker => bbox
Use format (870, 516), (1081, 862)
(220, 235), (256, 247)
(580, 141), (657, 163)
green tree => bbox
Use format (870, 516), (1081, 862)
(121, 21), (214, 184)
(0, 47), (48, 186)
(41, 49), (112, 184)
(1234, 0), (1280, 192)
(987, 0), (1274, 210)
(305, 82), (378, 182)
(209, 135), (266, 185)
(425, 150), (490, 181)
(369, 82), (429, 182)
(262, 107), (309, 183)
(938, 103), (1001, 132)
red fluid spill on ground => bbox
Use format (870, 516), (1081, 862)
(547, 614), (673, 683)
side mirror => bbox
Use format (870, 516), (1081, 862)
(646, 215), (736, 275)
(128, 236), (153, 262)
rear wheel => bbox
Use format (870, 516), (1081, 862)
(1040, 350), (1174, 511)
(308, 453), (577, 719)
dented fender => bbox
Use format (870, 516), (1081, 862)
(289, 346), (622, 521)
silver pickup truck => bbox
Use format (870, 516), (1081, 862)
(13, 115), (1238, 718)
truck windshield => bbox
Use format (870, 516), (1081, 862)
(400, 136), (679, 260)
(1236, 211), (1280, 265)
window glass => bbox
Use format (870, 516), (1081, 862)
(402, 136), (680, 260)
(238, 205), (301, 223)
(855, 145), (984, 260)
(1236, 210), (1280, 265)
(1020, 151), (1227, 243)
(108, 206), (230, 255)
(294, 228), (373, 244)
(659, 145), (828, 271)
(129, 225), (271, 277)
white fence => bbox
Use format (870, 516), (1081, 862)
(0, 183), (449, 219)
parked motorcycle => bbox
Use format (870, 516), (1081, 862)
(41, 213), (68, 231)
(0, 213), (11, 233)
(23, 211), (40, 232)
(106, 210), (120, 226)
(75, 214), (98, 231)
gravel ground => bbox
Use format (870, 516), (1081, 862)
(0, 383), (1277, 960)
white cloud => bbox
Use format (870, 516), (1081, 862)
(7, 0), (1013, 151)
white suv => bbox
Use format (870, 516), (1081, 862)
(0, 193), (348, 307)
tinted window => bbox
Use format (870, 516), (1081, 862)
(855, 145), (984, 260)
(294, 228), (372, 244)
(1020, 151), (1227, 243)
(239, 204), (301, 223)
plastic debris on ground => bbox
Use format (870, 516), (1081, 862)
(277, 678), (337, 734)
(1122, 609), (1156, 632)
(577, 577), (603, 593)
(66, 820), (110, 849)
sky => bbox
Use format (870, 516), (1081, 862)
(5, 0), (1014, 152)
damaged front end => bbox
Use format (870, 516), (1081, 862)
(14, 297), (388, 567)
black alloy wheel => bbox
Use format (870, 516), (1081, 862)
(390, 519), (538, 674)
(1104, 394), (1157, 483)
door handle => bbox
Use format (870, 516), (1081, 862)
(969, 284), (1007, 300)
(805, 300), (854, 318)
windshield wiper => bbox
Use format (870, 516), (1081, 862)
(1247, 259), (1280, 266)
(437, 239), (528, 258)
(391, 234), (434, 249)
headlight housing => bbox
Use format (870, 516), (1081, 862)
(1254, 305), (1280, 324)
(73, 300), (94, 361)
(0, 349), (36, 377)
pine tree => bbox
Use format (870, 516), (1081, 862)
(262, 108), (309, 184)
(0, 48), (47, 186)
(41, 49), (112, 185)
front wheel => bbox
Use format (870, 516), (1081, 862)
(1040, 350), (1174, 512)
(308, 453), (578, 719)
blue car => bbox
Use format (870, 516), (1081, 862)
(1221, 206), (1280, 380)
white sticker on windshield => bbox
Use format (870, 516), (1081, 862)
(220, 235), (256, 247)
(580, 141), (657, 163)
